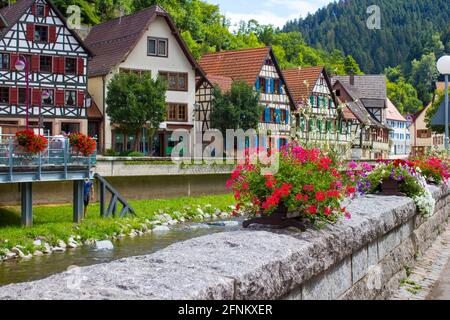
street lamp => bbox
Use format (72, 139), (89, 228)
(15, 56), (30, 130)
(437, 55), (450, 150)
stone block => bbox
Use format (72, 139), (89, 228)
(302, 272), (331, 300)
(378, 228), (401, 260)
(352, 246), (368, 284)
(368, 240), (379, 267)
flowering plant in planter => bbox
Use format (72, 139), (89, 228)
(15, 129), (48, 155)
(409, 157), (449, 184)
(364, 160), (434, 216)
(68, 133), (96, 157)
(227, 143), (356, 226)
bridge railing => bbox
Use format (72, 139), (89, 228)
(0, 134), (96, 180)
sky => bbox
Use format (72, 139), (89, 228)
(204, 0), (333, 30)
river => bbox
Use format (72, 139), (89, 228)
(0, 221), (242, 286)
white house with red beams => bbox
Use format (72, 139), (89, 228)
(0, 0), (91, 136)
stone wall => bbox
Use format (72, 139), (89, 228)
(0, 185), (448, 300)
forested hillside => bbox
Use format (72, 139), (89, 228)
(284, 0), (450, 74)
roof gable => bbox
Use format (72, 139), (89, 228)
(332, 75), (387, 102)
(199, 46), (295, 108)
(0, 0), (92, 56)
(85, 5), (203, 78)
(386, 98), (406, 122)
(283, 66), (324, 104)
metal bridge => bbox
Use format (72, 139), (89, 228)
(0, 134), (100, 227)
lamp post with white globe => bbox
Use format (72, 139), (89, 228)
(437, 55), (450, 150)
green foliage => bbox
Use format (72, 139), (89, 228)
(210, 80), (262, 136)
(410, 53), (439, 106)
(343, 55), (363, 75)
(284, 0), (450, 74)
(387, 79), (423, 114)
(106, 72), (166, 150)
(366, 163), (424, 198)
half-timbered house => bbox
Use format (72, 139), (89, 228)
(282, 66), (359, 155)
(332, 75), (391, 160)
(198, 47), (296, 149)
(85, 5), (207, 156)
(0, 0), (91, 136)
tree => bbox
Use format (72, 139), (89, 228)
(344, 55), (362, 75)
(387, 79), (422, 114)
(410, 53), (439, 106)
(210, 80), (262, 136)
(106, 73), (166, 151)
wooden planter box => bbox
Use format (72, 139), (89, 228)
(243, 202), (306, 231)
(380, 178), (404, 196)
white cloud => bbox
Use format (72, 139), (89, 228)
(225, 10), (299, 29)
(223, 0), (332, 30)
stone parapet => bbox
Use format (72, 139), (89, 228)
(0, 185), (448, 300)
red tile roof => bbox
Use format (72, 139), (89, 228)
(199, 47), (270, 86)
(282, 66), (324, 105)
(207, 75), (233, 92)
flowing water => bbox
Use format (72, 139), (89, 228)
(0, 221), (242, 286)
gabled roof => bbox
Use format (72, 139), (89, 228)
(0, 0), (92, 56)
(386, 98), (406, 122)
(334, 79), (387, 129)
(332, 75), (387, 109)
(85, 5), (205, 78)
(199, 46), (295, 108)
(199, 47), (270, 86)
(332, 75), (387, 100)
(282, 66), (324, 104)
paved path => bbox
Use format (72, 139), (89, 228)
(393, 222), (450, 300)
(428, 259), (450, 300)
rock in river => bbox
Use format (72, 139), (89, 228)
(95, 240), (114, 251)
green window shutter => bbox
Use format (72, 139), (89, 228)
(300, 117), (306, 131)
(310, 96), (315, 106)
(308, 119), (314, 132)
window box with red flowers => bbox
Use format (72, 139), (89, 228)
(15, 129), (48, 155)
(68, 132), (96, 157)
(227, 143), (355, 230)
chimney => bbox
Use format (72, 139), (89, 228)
(349, 73), (355, 86)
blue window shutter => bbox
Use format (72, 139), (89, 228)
(278, 138), (282, 150)
(265, 79), (269, 93)
(272, 79), (275, 94)
(255, 135), (259, 147)
(285, 109), (289, 124)
(279, 80), (283, 94)
(275, 109), (281, 124)
(262, 137), (267, 148)
(255, 77), (260, 91)
(265, 107), (271, 122)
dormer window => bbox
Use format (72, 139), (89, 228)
(36, 5), (45, 18)
(34, 25), (48, 42)
(148, 37), (168, 57)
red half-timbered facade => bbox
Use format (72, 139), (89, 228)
(0, 0), (91, 135)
